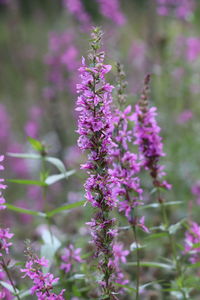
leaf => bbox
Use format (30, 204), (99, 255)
(0, 281), (19, 295)
(7, 152), (41, 159)
(142, 201), (182, 209)
(46, 200), (85, 217)
(126, 261), (172, 270)
(6, 203), (46, 217)
(168, 219), (186, 235)
(45, 157), (66, 173)
(146, 232), (168, 239)
(28, 136), (44, 152)
(45, 170), (75, 185)
(7, 153), (67, 174)
(15, 289), (31, 299)
(40, 229), (61, 273)
(7, 179), (48, 186)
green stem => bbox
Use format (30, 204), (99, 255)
(158, 191), (188, 299)
(1, 257), (21, 300)
(132, 225), (140, 300)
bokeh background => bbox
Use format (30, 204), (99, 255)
(1, 1), (200, 299)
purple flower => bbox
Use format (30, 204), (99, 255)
(60, 244), (84, 273)
(21, 256), (65, 299)
(156, 0), (195, 20)
(96, 0), (126, 25)
(76, 28), (118, 296)
(132, 75), (171, 191)
(44, 31), (79, 96)
(63, 0), (91, 30)
(184, 221), (200, 263)
(0, 228), (14, 257)
(176, 109), (193, 124)
(191, 181), (200, 205)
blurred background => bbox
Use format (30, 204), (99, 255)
(1, 1), (200, 298)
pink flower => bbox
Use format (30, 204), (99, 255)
(60, 244), (84, 273)
(96, 0), (126, 25)
(177, 110), (193, 124)
(0, 228), (14, 256)
(21, 256), (65, 299)
(184, 221), (200, 263)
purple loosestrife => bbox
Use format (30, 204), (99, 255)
(63, 0), (91, 31)
(76, 27), (118, 299)
(156, 0), (195, 20)
(60, 244), (84, 273)
(184, 221), (200, 263)
(44, 31), (79, 96)
(96, 0), (126, 26)
(21, 255), (65, 299)
(132, 75), (171, 192)
(110, 63), (148, 231)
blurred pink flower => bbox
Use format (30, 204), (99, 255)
(177, 110), (193, 124)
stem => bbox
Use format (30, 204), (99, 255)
(132, 225), (140, 300)
(157, 191), (188, 299)
(1, 257), (21, 300)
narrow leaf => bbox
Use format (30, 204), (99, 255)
(0, 281), (19, 295)
(142, 201), (182, 209)
(28, 136), (43, 152)
(46, 200), (85, 217)
(45, 157), (66, 173)
(7, 153), (40, 159)
(6, 203), (46, 217)
(7, 179), (48, 186)
(45, 170), (75, 185)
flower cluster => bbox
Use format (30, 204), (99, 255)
(96, 0), (126, 25)
(60, 244), (84, 273)
(184, 221), (200, 263)
(132, 75), (171, 191)
(21, 256), (65, 299)
(0, 228), (13, 257)
(63, 0), (91, 31)
(44, 30), (79, 97)
(156, 0), (195, 20)
(76, 27), (117, 296)
(110, 64), (147, 231)
(108, 243), (129, 287)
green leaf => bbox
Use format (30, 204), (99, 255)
(7, 152), (41, 159)
(45, 170), (75, 185)
(146, 232), (168, 239)
(7, 179), (48, 186)
(28, 136), (44, 152)
(45, 157), (66, 173)
(46, 200), (85, 217)
(126, 261), (172, 270)
(6, 203), (46, 217)
(0, 281), (19, 295)
(142, 201), (182, 209)
(40, 229), (61, 272)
